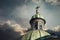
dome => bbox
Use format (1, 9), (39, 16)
(30, 13), (46, 24)
(32, 13), (44, 19)
(22, 30), (50, 40)
(30, 6), (46, 24)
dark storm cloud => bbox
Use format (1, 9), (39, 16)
(0, 0), (25, 18)
(0, 24), (21, 40)
(46, 26), (60, 37)
(0, 0), (26, 8)
(0, 21), (27, 40)
(0, 0), (31, 29)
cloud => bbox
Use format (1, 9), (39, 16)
(0, 0), (31, 29)
(0, 20), (27, 40)
(44, 0), (60, 5)
(46, 25), (60, 37)
(32, 0), (41, 4)
(25, 0), (28, 3)
(4, 20), (27, 34)
(46, 25), (60, 32)
(16, 5), (30, 18)
(0, 0), (25, 18)
(11, 23), (27, 35)
(51, 25), (60, 32)
(11, 5), (31, 28)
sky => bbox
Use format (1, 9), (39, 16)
(0, 0), (60, 40)
(0, 0), (60, 28)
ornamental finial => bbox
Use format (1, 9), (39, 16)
(36, 6), (40, 14)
